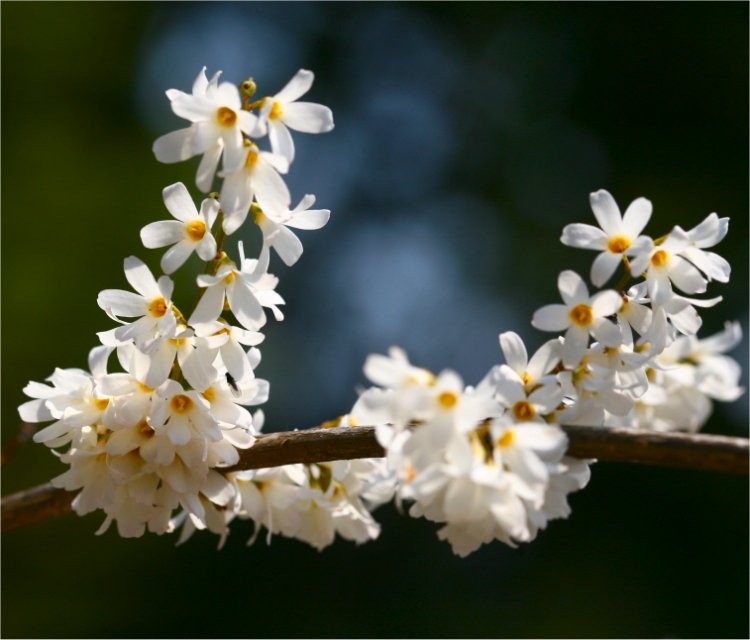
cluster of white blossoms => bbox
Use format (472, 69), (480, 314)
(18, 67), (743, 555)
(346, 190), (743, 555)
(18, 67), (352, 545)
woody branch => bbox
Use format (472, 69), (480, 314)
(3, 423), (747, 532)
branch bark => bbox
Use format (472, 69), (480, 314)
(2, 424), (747, 532)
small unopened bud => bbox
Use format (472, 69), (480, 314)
(240, 77), (257, 97)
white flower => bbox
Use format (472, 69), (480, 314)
(140, 183), (219, 274)
(492, 366), (562, 424)
(628, 228), (708, 306)
(658, 321), (744, 402)
(497, 331), (562, 389)
(252, 194), (330, 266)
(676, 213), (731, 283)
(531, 270), (622, 367)
(561, 189), (653, 286)
(189, 243), (284, 331)
(616, 286), (653, 346)
(97, 257), (177, 351)
(153, 67), (259, 191)
(259, 69), (334, 163)
(220, 144), (290, 234)
(192, 320), (264, 384)
(149, 380), (221, 445)
(21, 346), (114, 447)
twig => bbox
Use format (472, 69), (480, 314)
(2, 424), (747, 532)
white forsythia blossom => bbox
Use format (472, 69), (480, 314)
(350, 347), (590, 556)
(97, 256), (177, 351)
(531, 269), (622, 367)
(257, 68), (335, 163)
(140, 182), (219, 274)
(153, 67), (260, 191)
(20, 66), (342, 544)
(189, 242), (285, 331)
(561, 189), (653, 287)
(219, 143), (291, 234)
(251, 195), (331, 267)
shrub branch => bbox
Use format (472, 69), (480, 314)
(2, 424), (747, 532)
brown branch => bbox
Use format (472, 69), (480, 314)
(2, 425), (747, 532)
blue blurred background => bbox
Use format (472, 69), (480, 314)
(2, 3), (747, 637)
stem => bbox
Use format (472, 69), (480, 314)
(2, 424), (747, 532)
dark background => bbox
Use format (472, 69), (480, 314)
(2, 3), (748, 638)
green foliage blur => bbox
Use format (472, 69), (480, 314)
(2, 3), (747, 638)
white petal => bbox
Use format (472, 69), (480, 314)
(681, 247), (730, 283)
(591, 318), (622, 347)
(562, 327), (590, 368)
(140, 220), (184, 249)
(275, 69), (314, 103)
(162, 182), (199, 222)
(589, 189), (621, 236)
(268, 120), (295, 163)
(189, 284), (225, 325)
(531, 305), (570, 332)
(268, 226), (303, 266)
(526, 339), (562, 380)
(195, 140), (224, 193)
(286, 208), (330, 230)
(252, 162), (291, 214)
(160, 241), (195, 275)
(281, 102), (335, 134)
(590, 251), (622, 287)
(560, 223), (607, 250)
(195, 234), (218, 262)
(621, 197), (652, 237)
(153, 128), (196, 163)
(591, 290), (622, 317)
(170, 95), (216, 122)
(97, 289), (147, 318)
(124, 257), (160, 299)
(219, 171), (253, 218)
(498, 331), (528, 372)
(669, 257), (707, 295)
(557, 270), (588, 305)
(180, 348), (217, 391)
(227, 282), (266, 330)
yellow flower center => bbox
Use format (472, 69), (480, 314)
(269, 100), (283, 120)
(216, 106), (237, 127)
(498, 430), (515, 449)
(404, 464), (417, 483)
(569, 303), (593, 327)
(651, 249), (669, 267)
(186, 219), (206, 242)
(607, 235), (631, 254)
(223, 271), (237, 285)
(202, 387), (216, 403)
(512, 400), (536, 421)
(438, 391), (459, 409)
(170, 394), (193, 414)
(137, 420), (154, 438)
(148, 297), (168, 318)
(245, 150), (260, 169)
(94, 398), (110, 411)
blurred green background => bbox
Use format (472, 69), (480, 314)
(2, 2), (747, 638)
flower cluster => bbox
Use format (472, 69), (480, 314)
(18, 68), (354, 543)
(18, 66), (744, 556)
(345, 189), (743, 555)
